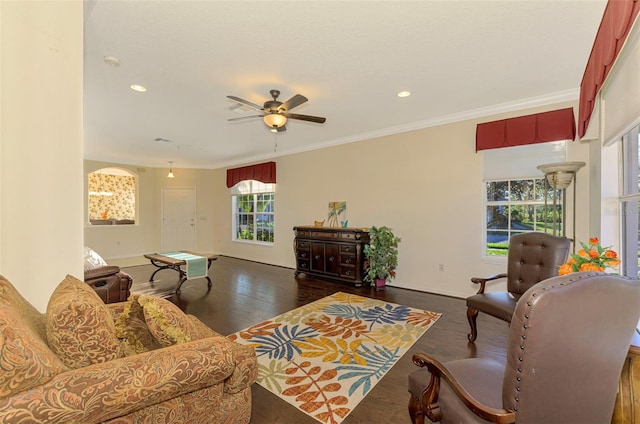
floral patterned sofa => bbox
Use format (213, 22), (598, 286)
(0, 274), (257, 423)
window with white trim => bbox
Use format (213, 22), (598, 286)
(621, 123), (640, 278)
(482, 141), (567, 257)
(484, 178), (557, 256)
(231, 180), (275, 244)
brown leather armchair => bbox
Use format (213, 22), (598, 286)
(84, 247), (132, 303)
(466, 232), (570, 342)
(408, 272), (640, 424)
(85, 265), (132, 303)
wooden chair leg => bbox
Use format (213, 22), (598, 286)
(467, 307), (479, 342)
(408, 394), (425, 424)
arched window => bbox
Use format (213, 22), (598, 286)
(88, 167), (137, 225)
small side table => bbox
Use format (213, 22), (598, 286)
(612, 330), (640, 423)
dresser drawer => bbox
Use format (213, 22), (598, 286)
(340, 255), (356, 265)
(311, 231), (339, 239)
(340, 266), (356, 280)
(340, 244), (356, 254)
(297, 259), (310, 271)
(296, 229), (311, 238)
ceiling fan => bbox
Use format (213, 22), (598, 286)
(227, 89), (326, 133)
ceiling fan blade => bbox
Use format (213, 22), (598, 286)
(228, 115), (264, 122)
(286, 113), (326, 124)
(227, 95), (264, 111)
(278, 94), (308, 112)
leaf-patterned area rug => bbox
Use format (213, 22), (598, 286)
(228, 292), (441, 424)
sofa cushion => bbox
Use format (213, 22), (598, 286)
(46, 275), (123, 368)
(138, 295), (196, 346)
(0, 276), (68, 398)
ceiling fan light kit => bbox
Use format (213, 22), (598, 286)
(263, 113), (287, 129)
(227, 89), (326, 132)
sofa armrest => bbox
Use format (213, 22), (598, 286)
(185, 315), (258, 393)
(0, 338), (237, 424)
(85, 265), (121, 280)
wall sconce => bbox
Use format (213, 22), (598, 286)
(537, 161), (585, 251)
(167, 161), (175, 178)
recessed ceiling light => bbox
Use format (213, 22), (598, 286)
(130, 84), (147, 92)
(397, 90), (411, 98)
(103, 56), (120, 67)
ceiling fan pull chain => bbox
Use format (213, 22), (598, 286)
(273, 133), (278, 153)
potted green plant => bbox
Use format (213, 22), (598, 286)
(364, 226), (401, 289)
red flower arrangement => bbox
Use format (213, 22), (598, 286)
(558, 237), (621, 275)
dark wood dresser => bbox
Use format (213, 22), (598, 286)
(293, 226), (370, 286)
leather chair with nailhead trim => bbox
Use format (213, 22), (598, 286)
(466, 232), (570, 343)
(408, 272), (640, 424)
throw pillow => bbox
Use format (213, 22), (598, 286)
(138, 295), (195, 346)
(83, 247), (108, 272)
(114, 295), (162, 356)
(0, 276), (68, 398)
(46, 275), (123, 368)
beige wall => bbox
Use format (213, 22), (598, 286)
(88, 101), (590, 299)
(210, 101), (591, 298)
(84, 161), (217, 264)
(0, 1), (84, 311)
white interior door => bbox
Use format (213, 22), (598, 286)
(162, 188), (196, 252)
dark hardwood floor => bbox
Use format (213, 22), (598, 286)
(123, 256), (509, 423)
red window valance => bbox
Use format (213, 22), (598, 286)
(226, 161), (276, 188)
(578, 0), (640, 138)
(476, 107), (576, 152)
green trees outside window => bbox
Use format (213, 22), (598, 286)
(232, 181), (275, 244)
(485, 178), (561, 256)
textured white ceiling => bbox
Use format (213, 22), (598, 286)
(83, 0), (607, 169)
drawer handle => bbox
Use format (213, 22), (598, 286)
(345, 270), (352, 276)
(314, 255), (321, 260)
(301, 253), (307, 258)
(344, 247), (351, 252)
(328, 257), (335, 262)
(301, 263), (308, 269)
(345, 258), (352, 264)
